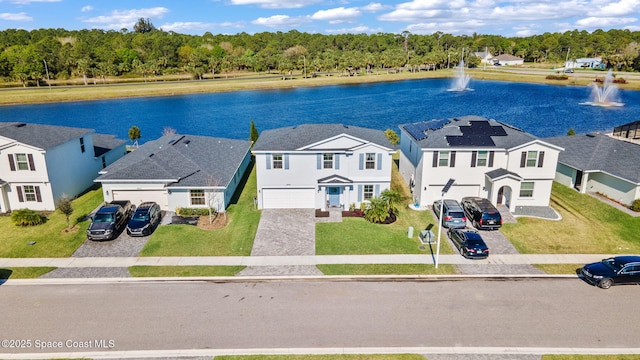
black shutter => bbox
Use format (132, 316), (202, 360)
(8, 154), (15, 171)
(450, 151), (456, 167)
(471, 151), (477, 168)
(17, 186), (24, 202)
(35, 186), (42, 202)
(432, 151), (438, 167)
(488, 151), (494, 167)
(520, 151), (526, 167)
(538, 151), (545, 167)
(27, 153), (36, 171)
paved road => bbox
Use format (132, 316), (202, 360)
(1, 278), (639, 358)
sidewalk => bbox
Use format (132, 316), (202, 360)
(0, 253), (612, 268)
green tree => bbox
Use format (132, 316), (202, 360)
(133, 18), (156, 34)
(56, 196), (74, 230)
(128, 125), (141, 147)
(249, 120), (259, 145)
(380, 189), (404, 216)
(567, 128), (576, 136)
(363, 197), (390, 223)
(384, 129), (400, 145)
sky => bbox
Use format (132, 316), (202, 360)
(0, 0), (639, 38)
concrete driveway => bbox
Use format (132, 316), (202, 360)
(239, 209), (321, 276)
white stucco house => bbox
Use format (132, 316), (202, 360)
(398, 116), (563, 211)
(492, 54), (524, 66)
(545, 133), (640, 206)
(252, 124), (395, 210)
(0, 122), (126, 213)
(95, 133), (252, 212)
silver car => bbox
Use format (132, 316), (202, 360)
(433, 199), (467, 229)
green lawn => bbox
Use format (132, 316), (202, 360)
(0, 186), (103, 257)
(318, 264), (456, 275)
(316, 156), (454, 256)
(0, 267), (56, 279)
(129, 266), (245, 277)
(502, 182), (640, 254)
(139, 164), (260, 256)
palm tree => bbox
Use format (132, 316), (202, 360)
(380, 189), (404, 216)
(363, 197), (389, 223)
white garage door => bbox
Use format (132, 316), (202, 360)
(262, 188), (315, 209)
(112, 190), (168, 210)
(443, 185), (482, 202)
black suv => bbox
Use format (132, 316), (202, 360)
(461, 197), (502, 230)
(126, 202), (162, 236)
(447, 228), (489, 259)
(580, 256), (640, 289)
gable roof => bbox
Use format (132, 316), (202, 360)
(92, 134), (127, 157)
(252, 124), (393, 151)
(492, 54), (524, 61)
(544, 133), (640, 184)
(400, 115), (544, 150)
(0, 122), (93, 150)
(96, 134), (252, 188)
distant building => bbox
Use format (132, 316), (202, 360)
(566, 58), (604, 69)
(612, 120), (640, 144)
(473, 51), (493, 64)
(491, 54), (524, 66)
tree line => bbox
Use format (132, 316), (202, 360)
(1, 20), (639, 87)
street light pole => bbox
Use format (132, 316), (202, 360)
(43, 59), (51, 91)
(435, 178), (455, 268)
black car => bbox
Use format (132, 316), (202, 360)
(126, 202), (162, 236)
(580, 256), (640, 289)
(461, 197), (502, 230)
(447, 228), (489, 259)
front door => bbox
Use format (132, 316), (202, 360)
(328, 187), (341, 207)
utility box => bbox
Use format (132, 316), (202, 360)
(407, 226), (414, 238)
(419, 230), (435, 244)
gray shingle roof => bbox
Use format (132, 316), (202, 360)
(92, 134), (126, 157)
(96, 134), (252, 188)
(0, 122), (93, 150)
(400, 115), (539, 150)
(544, 133), (640, 184)
(252, 124), (393, 151)
(486, 168), (522, 181)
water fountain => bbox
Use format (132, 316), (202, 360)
(448, 59), (473, 92)
(580, 69), (624, 107)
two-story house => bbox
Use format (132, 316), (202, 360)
(0, 122), (126, 213)
(399, 116), (563, 211)
(252, 124), (395, 210)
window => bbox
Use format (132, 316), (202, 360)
(15, 154), (30, 170)
(365, 153), (376, 169)
(363, 185), (374, 200)
(23, 185), (37, 201)
(476, 151), (488, 167)
(190, 189), (205, 205)
(323, 153), (333, 169)
(79, 137), (85, 153)
(272, 154), (283, 169)
(526, 151), (537, 167)
(520, 182), (534, 197)
(438, 151), (450, 167)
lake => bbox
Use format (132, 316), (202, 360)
(1, 77), (639, 143)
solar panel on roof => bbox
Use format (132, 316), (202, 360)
(404, 119), (450, 141)
(446, 135), (495, 147)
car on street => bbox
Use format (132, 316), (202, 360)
(433, 199), (467, 229)
(461, 197), (502, 230)
(126, 202), (162, 236)
(579, 256), (640, 289)
(447, 228), (489, 259)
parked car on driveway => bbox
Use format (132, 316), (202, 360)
(447, 228), (489, 259)
(126, 202), (162, 237)
(461, 197), (502, 230)
(87, 200), (134, 241)
(580, 256), (640, 289)
(433, 199), (467, 229)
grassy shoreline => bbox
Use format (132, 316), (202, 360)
(2, 68), (638, 106)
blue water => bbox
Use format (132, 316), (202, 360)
(1, 78), (639, 142)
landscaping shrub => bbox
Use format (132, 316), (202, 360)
(11, 209), (46, 226)
(632, 199), (640, 212)
(545, 74), (568, 80)
(175, 207), (214, 216)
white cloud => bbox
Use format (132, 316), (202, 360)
(360, 3), (391, 12)
(252, 14), (310, 27)
(81, 6), (93, 12)
(312, 7), (360, 23)
(82, 7), (169, 30)
(160, 22), (214, 33)
(575, 16), (637, 27)
(590, 0), (640, 17)
(0, 12), (32, 21)
(231, 0), (320, 9)
(3, 0), (59, 4)
(326, 25), (383, 33)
